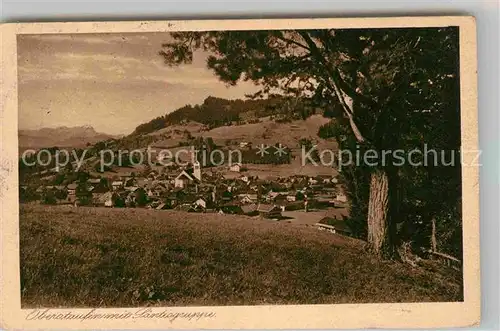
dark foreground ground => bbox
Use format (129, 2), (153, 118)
(20, 204), (463, 308)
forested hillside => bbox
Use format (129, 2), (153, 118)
(132, 95), (320, 135)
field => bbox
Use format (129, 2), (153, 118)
(20, 204), (463, 308)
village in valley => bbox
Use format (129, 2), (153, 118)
(19, 137), (351, 236)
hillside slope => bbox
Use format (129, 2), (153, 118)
(148, 115), (335, 151)
(20, 205), (462, 308)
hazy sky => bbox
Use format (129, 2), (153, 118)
(18, 33), (258, 135)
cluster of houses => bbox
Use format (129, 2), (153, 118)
(22, 160), (348, 220)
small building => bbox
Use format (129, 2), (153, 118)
(156, 153), (172, 165)
(238, 193), (258, 204)
(88, 178), (102, 185)
(192, 161), (202, 181)
(126, 187), (147, 207)
(194, 197), (207, 209)
(174, 170), (195, 189)
(91, 181), (109, 193)
(75, 188), (93, 206)
(126, 186), (140, 192)
(265, 191), (280, 202)
(164, 193), (179, 208)
(119, 172), (134, 179)
(256, 204), (282, 219)
(317, 217), (352, 237)
(175, 203), (196, 213)
(111, 181), (124, 190)
(241, 203), (258, 216)
(136, 178), (148, 188)
(221, 190), (233, 202)
(217, 203), (243, 215)
(94, 191), (114, 207)
(145, 182), (167, 197)
(239, 175), (250, 183)
(229, 163), (242, 172)
(314, 196), (336, 209)
(66, 183), (77, 195)
(274, 193), (288, 204)
(153, 184), (167, 196)
(309, 184), (323, 192)
(286, 194), (297, 202)
(308, 177), (319, 185)
(335, 193), (348, 203)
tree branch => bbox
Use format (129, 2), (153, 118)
(274, 32), (311, 52)
(297, 31), (366, 143)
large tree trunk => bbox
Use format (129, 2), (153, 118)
(367, 168), (394, 258)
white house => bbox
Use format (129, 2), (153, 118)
(174, 171), (194, 189)
(239, 175), (250, 183)
(88, 178), (101, 185)
(192, 161), (201, 181)
(229, 163), (242, 172)
(239, 193), (258, 204)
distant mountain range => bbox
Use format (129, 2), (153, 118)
(18, 96), (333, 152)
(19, 125), (121, 150)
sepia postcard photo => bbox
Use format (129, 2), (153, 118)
(0, 16), (479, 329)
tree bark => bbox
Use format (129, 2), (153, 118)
(367, 168), (392, 258)
(346, 111), (366, 143)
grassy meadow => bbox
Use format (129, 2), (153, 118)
(20, 204), (463, 308)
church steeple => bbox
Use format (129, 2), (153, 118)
(193, 160), (201, 181)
